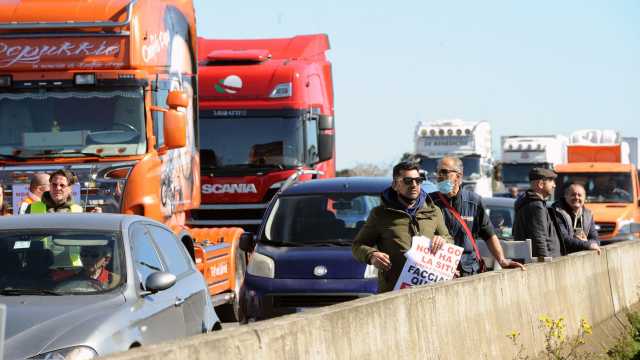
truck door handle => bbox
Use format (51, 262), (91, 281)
(175, 297), (185, 307)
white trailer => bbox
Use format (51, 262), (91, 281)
(414, 119), (493, 197)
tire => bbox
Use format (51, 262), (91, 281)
(216, 249), (246, 322)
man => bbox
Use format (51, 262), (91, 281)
(551, 183), (601, 254)
(508, 186), (520, 199)
(53, 245), (120, 289)
(352, 161), (451, 293)
(432, 157), (525, 276)
(513, 167), (563, 258)
(26, 169), (83, 213)
(17, 173), (50, 214)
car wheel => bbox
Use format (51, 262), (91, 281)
(217, 249), (246, 322)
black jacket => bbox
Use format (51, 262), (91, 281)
(551, 199), (599, 253)
(513, 190), (563, 258)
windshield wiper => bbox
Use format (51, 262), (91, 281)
(138, 261), (162, 272)
(0, 288), (62, 296)
(260, 239), (304, 247)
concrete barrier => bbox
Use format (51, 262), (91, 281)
(103, 241), (640, 360)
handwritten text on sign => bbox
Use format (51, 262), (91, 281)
(394, 236), (463, 290)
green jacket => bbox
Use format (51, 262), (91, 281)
(352, 189), (451, 293)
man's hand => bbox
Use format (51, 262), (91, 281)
(589, 243), (601, 255)
(369, 251), (391, 271)
(430, 235), (445, 254)
(497, 258), (526, 271)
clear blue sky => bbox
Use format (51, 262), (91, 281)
(193, 1), (640, 171)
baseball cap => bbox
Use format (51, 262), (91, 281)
(529, 167), (557, 181)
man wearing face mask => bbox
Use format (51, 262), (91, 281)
(352, 161), (452, 293)
(431, 157), (525, 276)
(551, 183), (600, 254)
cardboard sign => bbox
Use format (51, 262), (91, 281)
(394, 236), (463, 290)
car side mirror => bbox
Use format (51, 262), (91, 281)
(144, 271), (176, 294)
(163, 109), (186, 149)
(166, 90), (189, 109)
(239, 232), (256, 253)
(318, 133), (334, 163)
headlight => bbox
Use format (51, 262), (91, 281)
(246, 252), (275, 278)
(363, 264), (378, 279)
(31, 346), (98, 360)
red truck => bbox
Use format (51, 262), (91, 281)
(190, 34), (336, 231)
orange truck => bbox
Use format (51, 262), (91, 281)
(0, 0), (245, 320)
(554, 130), (640, 243)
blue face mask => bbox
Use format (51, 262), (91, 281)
(437, 179), (454, 194)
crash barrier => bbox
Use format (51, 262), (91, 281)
(104, 240), (640, 360)
(478, 239), (534, 268)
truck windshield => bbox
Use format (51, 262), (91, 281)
(461, 155), (481, 178)
(263, 194), (381, 245)
(502, 163), (547, 184)
(555, 172), (633, 204)
(0, 87), (146, 158)
(200, 116), (304, 172)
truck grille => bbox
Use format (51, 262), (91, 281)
(272, 295), (360, 308)
(596, 222), (616, 236)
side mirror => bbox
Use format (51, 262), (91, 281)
(318, 133), (334, 163)
(318, 115), (334, 130)
(163, 109), (186, 149)
(239, 232), (256, 253)
(144, 271), (176, 294)
(166, 90), (189, 109)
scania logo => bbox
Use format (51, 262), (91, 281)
(202, 183), (258, 194)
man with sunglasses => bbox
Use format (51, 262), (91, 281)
(431, 156), (525, 276)
(26, 169), (83, 214)
(352, 161), (451, 293)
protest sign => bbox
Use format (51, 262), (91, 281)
(394, 236), (463, 290)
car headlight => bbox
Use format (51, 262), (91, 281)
(31, 346), (98, 360)
(363, 264), (378, 279)
(246, 252), (275, 278)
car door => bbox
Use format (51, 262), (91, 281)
(146, 224), (208, 335)
(129, 223), (186, 343)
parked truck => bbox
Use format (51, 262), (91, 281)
(500, 135), (568, 191)
(0, 0), (244, 321)
(414, 119), (493, 197)
(190, 34), (336, 232)
(555, 129), (640, 243)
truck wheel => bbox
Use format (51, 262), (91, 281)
(217, 249), (246, 322)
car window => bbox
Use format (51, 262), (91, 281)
(130, 223), (164, 286)
(146, 225), (191, 276)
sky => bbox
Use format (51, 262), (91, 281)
(193, 0), (640, 171)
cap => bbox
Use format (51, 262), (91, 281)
(529, 167), (557, 181)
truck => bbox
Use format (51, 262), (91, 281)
(190, 34), (336, 232)
(413, 119), (493, 197)
(0, 0), (245, 321)
(554, 129), (640, 243)
(500, 135), (568, 191)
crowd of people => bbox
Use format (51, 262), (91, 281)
(353, 159), (600, 294)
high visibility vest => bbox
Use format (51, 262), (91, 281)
(29, 201), (83, 266)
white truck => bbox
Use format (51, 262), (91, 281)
(500, 135), (568, 191)
(414, 119), (493, 197)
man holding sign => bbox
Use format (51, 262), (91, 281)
(352, 162), (452, 293)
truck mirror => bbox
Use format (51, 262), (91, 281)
(318, 115), (334, 130)
(318, 133), (334, 162)
(166, 90), (189, 109)
(239, 232), (256, 252)
(163, 109), (186, 149)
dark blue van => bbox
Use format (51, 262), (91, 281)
(240, 177), (390, 320)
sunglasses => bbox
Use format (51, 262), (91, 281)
(400, 177), (424, 186)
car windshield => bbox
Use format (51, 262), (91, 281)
(0, 230), (124, 295)
(555, 172), (633, 204)
(502, 163), (546, 184)
(485, 203), (515, 239)
(200, 116), (304, 173)
(0, 87), (146, 158)
(263, 193), (381, 245)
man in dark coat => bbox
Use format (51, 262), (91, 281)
(513, 167), (563, 258)
(551, 182), (601, 254)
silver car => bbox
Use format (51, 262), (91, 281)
(0, 213), (219, 360)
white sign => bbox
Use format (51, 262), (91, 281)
(394, 236), (463, 290)
(12, 183), (81, 214)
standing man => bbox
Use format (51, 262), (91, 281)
(551, 182), (601, 254)
(432, 156), (525, 276)
(26, 169), (83, 214)
(17, 173), (50, 214)
(352, 161), (451, 293)
(513, 167), (563, 258)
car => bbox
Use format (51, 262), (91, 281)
(239, 177), (399, 321)
(0, 213), (220, 360)
(483, 196), (516, 240)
